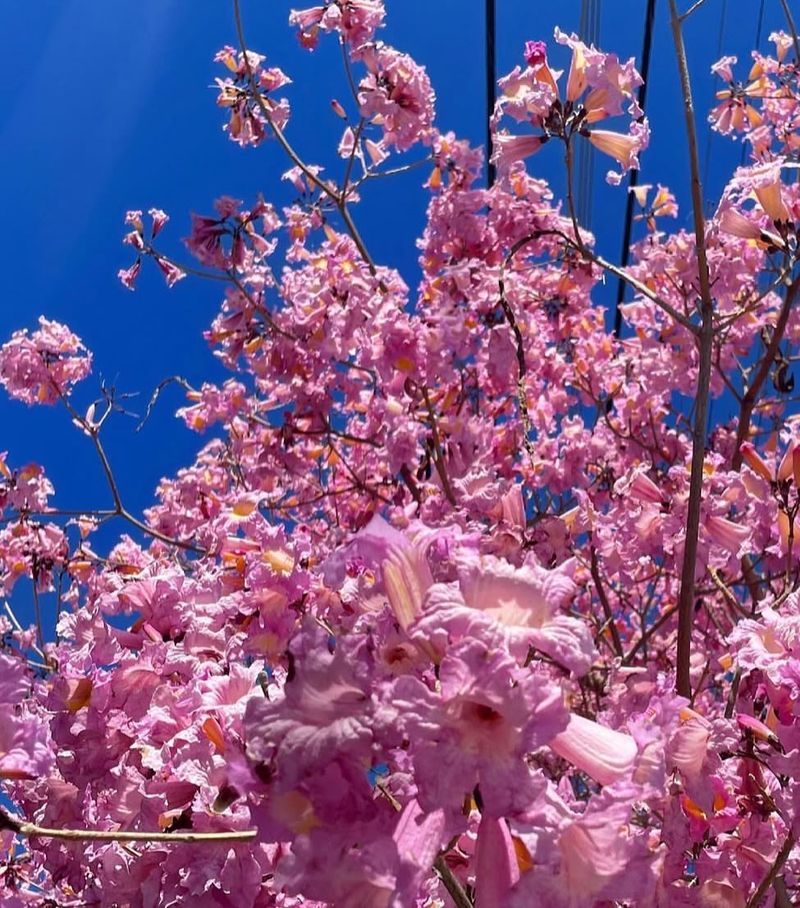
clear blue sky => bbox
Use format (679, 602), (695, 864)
(1, 0), (782, 543)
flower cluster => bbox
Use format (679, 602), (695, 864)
(0, 317), (91, 405)
(290, 0), (385, 51)
(492, 30), (649, 184)
(710, 32), (800, 156)
(214, 46), (292, 147)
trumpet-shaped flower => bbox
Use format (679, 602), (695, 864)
(550, 714), (638, 786)
(392, 638), (568, 816)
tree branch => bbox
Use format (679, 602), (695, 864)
(746, 831), (795, 908)
(590, 547), (624, 658)
(731, 276), (800, 471)
(0, 808), (256, 845)
(232, 0), (381, 281)
(434, 855), (474, 908)
(668, 0), (716, 700)
(778, 0), (800, 64)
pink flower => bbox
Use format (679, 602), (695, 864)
(474, 814), (520, 905)
(154, 256), (186, 288)
(740, 442), (773, 481)
(453, 552), (595, 674)
(492, 132), (548, 172)
(147, 207), (170, 237)
(524, 40), (548, 68)
(558, 793), (657, 904)
(393, 638), (568, 816)
(0, 317), (92, 405)
(244, 623), (395, 788)
(383, 544), (433, 633)
(290, 1), (385, 50)
(588, 128), (642, 168)
(358, 44), (435, 150)
(550, 714), (638, 786)
(185, 214), (228, 268)
(704, 514), (750, 556)
(118, 259), (142, 291)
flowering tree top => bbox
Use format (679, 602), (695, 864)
(1, 1), (800, 905)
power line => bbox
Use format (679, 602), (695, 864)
(612, 0), (657, 338)
(486, 0), (496, 187)
(740, 0), (766, 166)
(576, 0), (601, 228)
(702, 0), (729, 188)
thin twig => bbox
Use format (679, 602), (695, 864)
(498, 237), (539, 467)
(4, 601), (47, 661)
(732, 276), (800, 470)
(29, 574), (47, 660)
(570, 243), (697, 332)
(421, 387), (457, 506)
(679, 0), (708, 23)
(778, 0), (800, 63)
(232, 0), (381, 282)
(136, 375), (197, 432)
(590, 548), (624, 658)
(0, 807), (256, 844)
(433, 855), (474, 908)
(622, 603), (679, 665)
(56, 387), (204, 554)
(564, 140), (586, 252)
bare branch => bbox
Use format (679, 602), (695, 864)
(136, 375), (197, 433)
(731, 275), (800, 470)
(590, 548), (624, 658)
(746, 831), (796, 908)
(498, 237), (539, 467)
(421, 386), (457, 506)
(668, 0), (716, 700)
(434, 855), (474, 908)
(679, 0), (707, 23)
(0, 807), (256, 845)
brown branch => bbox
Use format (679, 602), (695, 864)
(4, 601), (47, 662)
(498, 239), (538, 467)
(668, 0), (716, 700)
(232, 0), (381, 281)
(590, 548), (624, 658)
(622, 603), (679, 666)
(746, 831), (796, 908)
(569, 245), (697, 333)
(731, 276), (800, 470)
(679, 0), (707, 22)
(56, 388), (204, 554)
(564, 139), (586, 252)
(729, 277), (800, 609)
(778, 0), (800, 64)
(0, 808), (256, 845)
(29, 573), (47, 661)
(434, 855), (474, 908)
(421, 387), (457, 506)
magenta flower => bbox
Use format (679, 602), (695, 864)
(0, 317), (92, 405)
(245, 623), (395, 788)
(418, 551), (596, 675)
(393, 638), (567, 816)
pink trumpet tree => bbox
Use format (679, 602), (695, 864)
(2, 0), (800, 904)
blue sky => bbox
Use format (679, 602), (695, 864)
(1, 0), (784, 553)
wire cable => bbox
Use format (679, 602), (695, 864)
(576, 0), (600, 227)
(612, 0), (657, 338)
(486, 0), (497, 187)
(740, 0), (766, 166)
